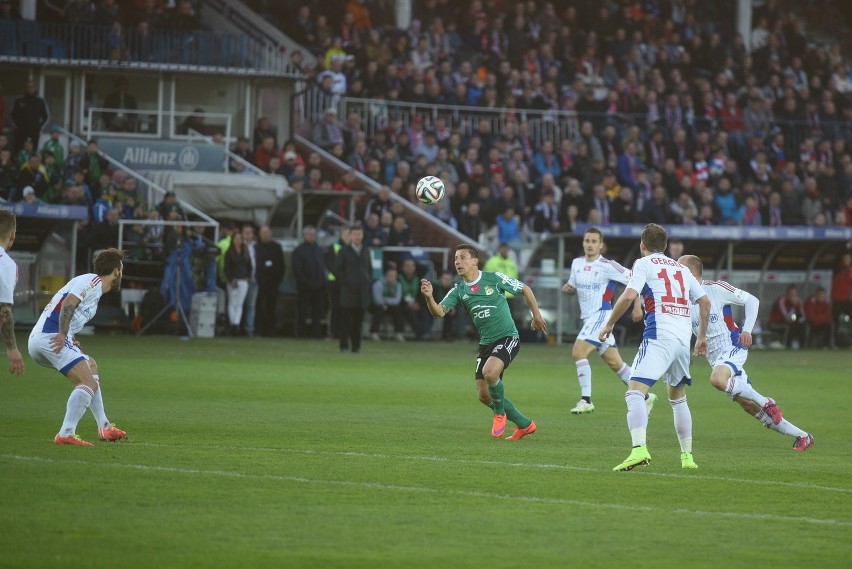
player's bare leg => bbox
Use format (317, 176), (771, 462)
(55, 360), (99, 446)
(667, 384), (697, 469)
(86, 358), (127, 442)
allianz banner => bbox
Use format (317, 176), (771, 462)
(99, 139), (225, 172)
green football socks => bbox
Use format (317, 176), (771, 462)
(504, 398), (532, 429)
(487, 380), (505, 414)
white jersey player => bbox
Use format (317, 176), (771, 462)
(678, 255), (813, 451)
(0, 210), (25, 375)
(28, 248), (128, 446)
(599, 224), (710, 472)
(562, 228), (653, 414)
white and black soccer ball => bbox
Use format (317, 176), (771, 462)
(415, 176), (445, 204)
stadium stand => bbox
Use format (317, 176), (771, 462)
(0, 0), (850, 344)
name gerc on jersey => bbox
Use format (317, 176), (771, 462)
(628, 253), (706, 342)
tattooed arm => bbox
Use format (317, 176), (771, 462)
(0, 303), (24, 375)
(49, 294), (81, 354)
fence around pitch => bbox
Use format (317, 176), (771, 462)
(290, 87), (846, 155)
(0, 20), (301, 76)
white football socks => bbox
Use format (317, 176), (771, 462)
(726, 374), (768, 407)
(753, 409), (808, 438)
(670, 396), (693, 453)
(60, 385), (94, 437)
(625, 390), (647, 446)
(88, 375), (111, 430)
(576, 359), (591, 398)
(616, 363), (631, 386)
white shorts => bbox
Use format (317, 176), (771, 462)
(709, 345), (748, 373)
(576, 311), (617, 354)
(630, 338), (692, 387)
(28, 332), (89, 376)
(708, 345), (750, 385)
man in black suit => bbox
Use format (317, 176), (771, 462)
(334, 223), (373, 353)
(254, 225), (285, 336)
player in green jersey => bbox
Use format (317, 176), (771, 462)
(421, 244), (548, 440)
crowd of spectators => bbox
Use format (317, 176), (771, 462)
(0, 121), (187, 263)
(268, 0), (852, 244)
(1, 0), (206, 63)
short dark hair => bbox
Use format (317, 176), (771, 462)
(93, 248), (124, 276)
(456, 243), (479, 259)
(584, 227), (603, 241)
(0, 210), (16, 241)
(641, 223), (668, 253)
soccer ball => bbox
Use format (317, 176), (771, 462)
(416, 176), (445, 204)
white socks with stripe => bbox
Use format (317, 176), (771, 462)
(670, 396), (693, 453)
(89, 375), (111, 430)
(625, 390), (647, 447)
(753, 409), (808, 438)
(576, 359), (591, 398)
(726, 374), (768, 407)
(616, 363), (631, 386)
(60, 385), (94, 437)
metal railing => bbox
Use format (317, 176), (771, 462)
(59, 127), (219, 231)
(292, 88), (849, 154)
(340, 96), (582, 150)
(117, 219), (220, 255)
(294, 134), (483, 255)
(187, 128), (266, 175)
(84, 108), (234, 147)
(0, 20), (299, 76)
(382, 246), (452, 273)
(202, 0), (316, 75)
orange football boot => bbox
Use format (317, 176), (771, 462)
(505, 420), (537, 441)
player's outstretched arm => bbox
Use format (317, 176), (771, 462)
(694, 295), (711, 356)
(0, 303), (24, 375)
(49, 294), (81, 354)
(521, 285), (547, 333)
(420, 279), (448, 318)
(599, 288), (638, 341)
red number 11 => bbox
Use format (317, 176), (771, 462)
(658, 269), (688, 305)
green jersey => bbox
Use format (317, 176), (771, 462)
(440, 271), (524, 345)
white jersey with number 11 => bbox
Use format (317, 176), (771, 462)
(626, 253), (706, 345)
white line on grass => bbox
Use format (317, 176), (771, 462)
(132, 442), (852, 495)
(2, 453), (849, 528)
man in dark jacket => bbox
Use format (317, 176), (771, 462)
(324, 226), (350, 340)
(11, 80), (49, 153)
(334, 223), (372, 353)
(255, 225), (285, 337)
(291, 225), (327, 338)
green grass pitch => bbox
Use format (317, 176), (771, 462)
(1, 335), (850, 568)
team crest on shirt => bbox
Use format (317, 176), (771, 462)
(709, 314), (718, 323)
(485, 286), (494, 295)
